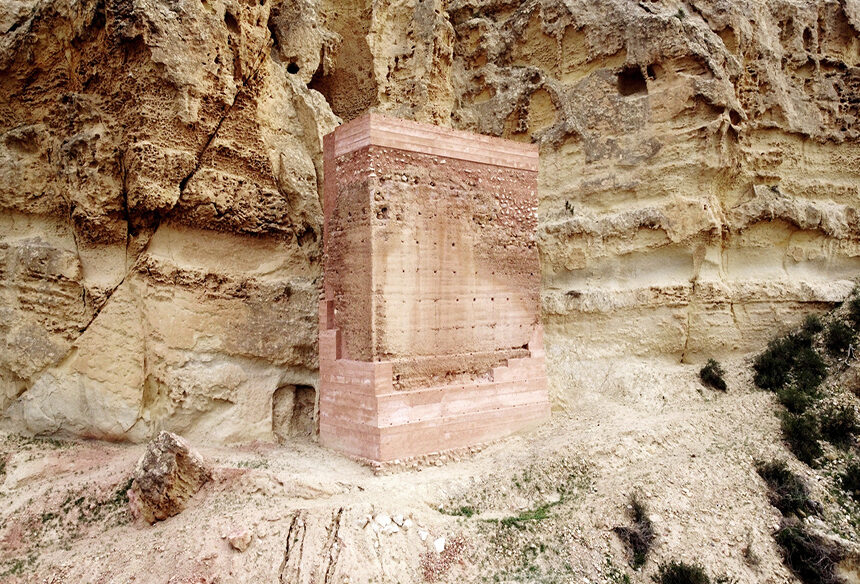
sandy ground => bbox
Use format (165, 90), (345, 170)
(0, 355), (856, 584)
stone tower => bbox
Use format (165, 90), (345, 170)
(319, 114), (549, 462)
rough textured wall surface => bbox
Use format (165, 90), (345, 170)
(443, 0), (860, 407)
(1, 0), (858, 440)
(0, 0), (338, 441)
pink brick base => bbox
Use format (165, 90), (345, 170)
(319, 114), (550, 462)
(318, 301), (550, 461)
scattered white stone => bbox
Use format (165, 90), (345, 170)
(403, 519), (414, 530)
(375, 513), (392, 527)
(433, 536), (446, 553)
(228, 528), (253, 552)
(381, 524), (400, 535)
(392, 514), (404, 526)
(418, 528), (429, 541)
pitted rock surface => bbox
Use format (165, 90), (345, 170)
(129, 431), (212, 524)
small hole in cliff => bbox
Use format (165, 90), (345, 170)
(224, 11), (240, 34)
(287, 62), (300, 74)
(729, 109), (742, 125)
(273, 385), (317, 441)
(617, 67), (647, 96)
(296, 226), (316, 247)
(803, 27), (814, 52)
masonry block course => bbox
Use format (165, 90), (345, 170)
(320, 113), (549, 462)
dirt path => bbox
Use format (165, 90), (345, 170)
(0, 356), (833, 583)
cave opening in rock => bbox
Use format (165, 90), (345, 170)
(617, 66), (648, 96)
(224, 11), (239, 34)
(272, 384), (317, 441)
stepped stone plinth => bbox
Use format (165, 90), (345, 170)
(319, 113), (549, 462)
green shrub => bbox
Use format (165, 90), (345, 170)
(781, 412), (823, 466)
(754, 333), (817, 391)
(613, 493), (655, 568)
(777, 386), (816, 414)
(754, 337), (797, 390)
(802, 314), (825, 336)
(848, 297), (860, 330)
(819, 405), (858, 446)
(792, 348), (827, 393)
(825, 321), (855, 356)
(755, 460), (815, 516)
(841, 461), (860, 502)
(699, 359), (727, 391)
(774, 519), (844, 584)
(653, 561), (710, 584)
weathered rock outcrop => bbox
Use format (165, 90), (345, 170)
(129, 431), (212, 524)
(1, 0), (337, 441)
(1, 0), (858, 440)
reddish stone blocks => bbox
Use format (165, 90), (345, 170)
(320, 113), (549, 462)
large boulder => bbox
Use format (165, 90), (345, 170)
(129, 431), (212, 524)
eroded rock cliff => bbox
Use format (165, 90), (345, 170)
(0, 0), (337, 441)
(1, 0), (858, 441)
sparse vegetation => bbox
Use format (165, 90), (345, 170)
(773, 519), (845, 584)
(781, 412), (823, 466)
(498, 501), (558, 528)
(825, 321), (855, 357)
(699, 359), (727, 391)
(674, 8), (686, 20)
(613, 493), (655, 568)
(752, 297), (860, 584)
(443, 505), (477, 518)
(818, 404), (858, 446)
(792, 348), (828, 393)
(653, 561), (710, 584)
(236, 458), (269, 469)
(755, 460), (817, 516)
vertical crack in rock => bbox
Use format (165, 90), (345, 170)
(321, 507), (344, 584)
(279, 510), (308, 583)
(64, 39), (275, 346)
(177, 40), (274, 196)
(277, 507), (344, 583)
(680, 279), (698, 362)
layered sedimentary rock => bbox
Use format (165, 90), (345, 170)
(1, 0), (858, 441)
(319, 114), (549, 461)
(0, 0), (338, 441)
(441, 0), (860, 373)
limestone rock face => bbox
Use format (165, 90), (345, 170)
(0, 0), (338, 441)
(129, 431), (212, 524)
(1, 0), (859, 439)
(443, 0), (860, 371)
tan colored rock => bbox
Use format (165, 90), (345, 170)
(227, 527), (253, 552)
(129, 431), (212, 524)
(0, 0), (337, 442)
(444, 0), (860, 368)
(1, 0), (859, 441)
